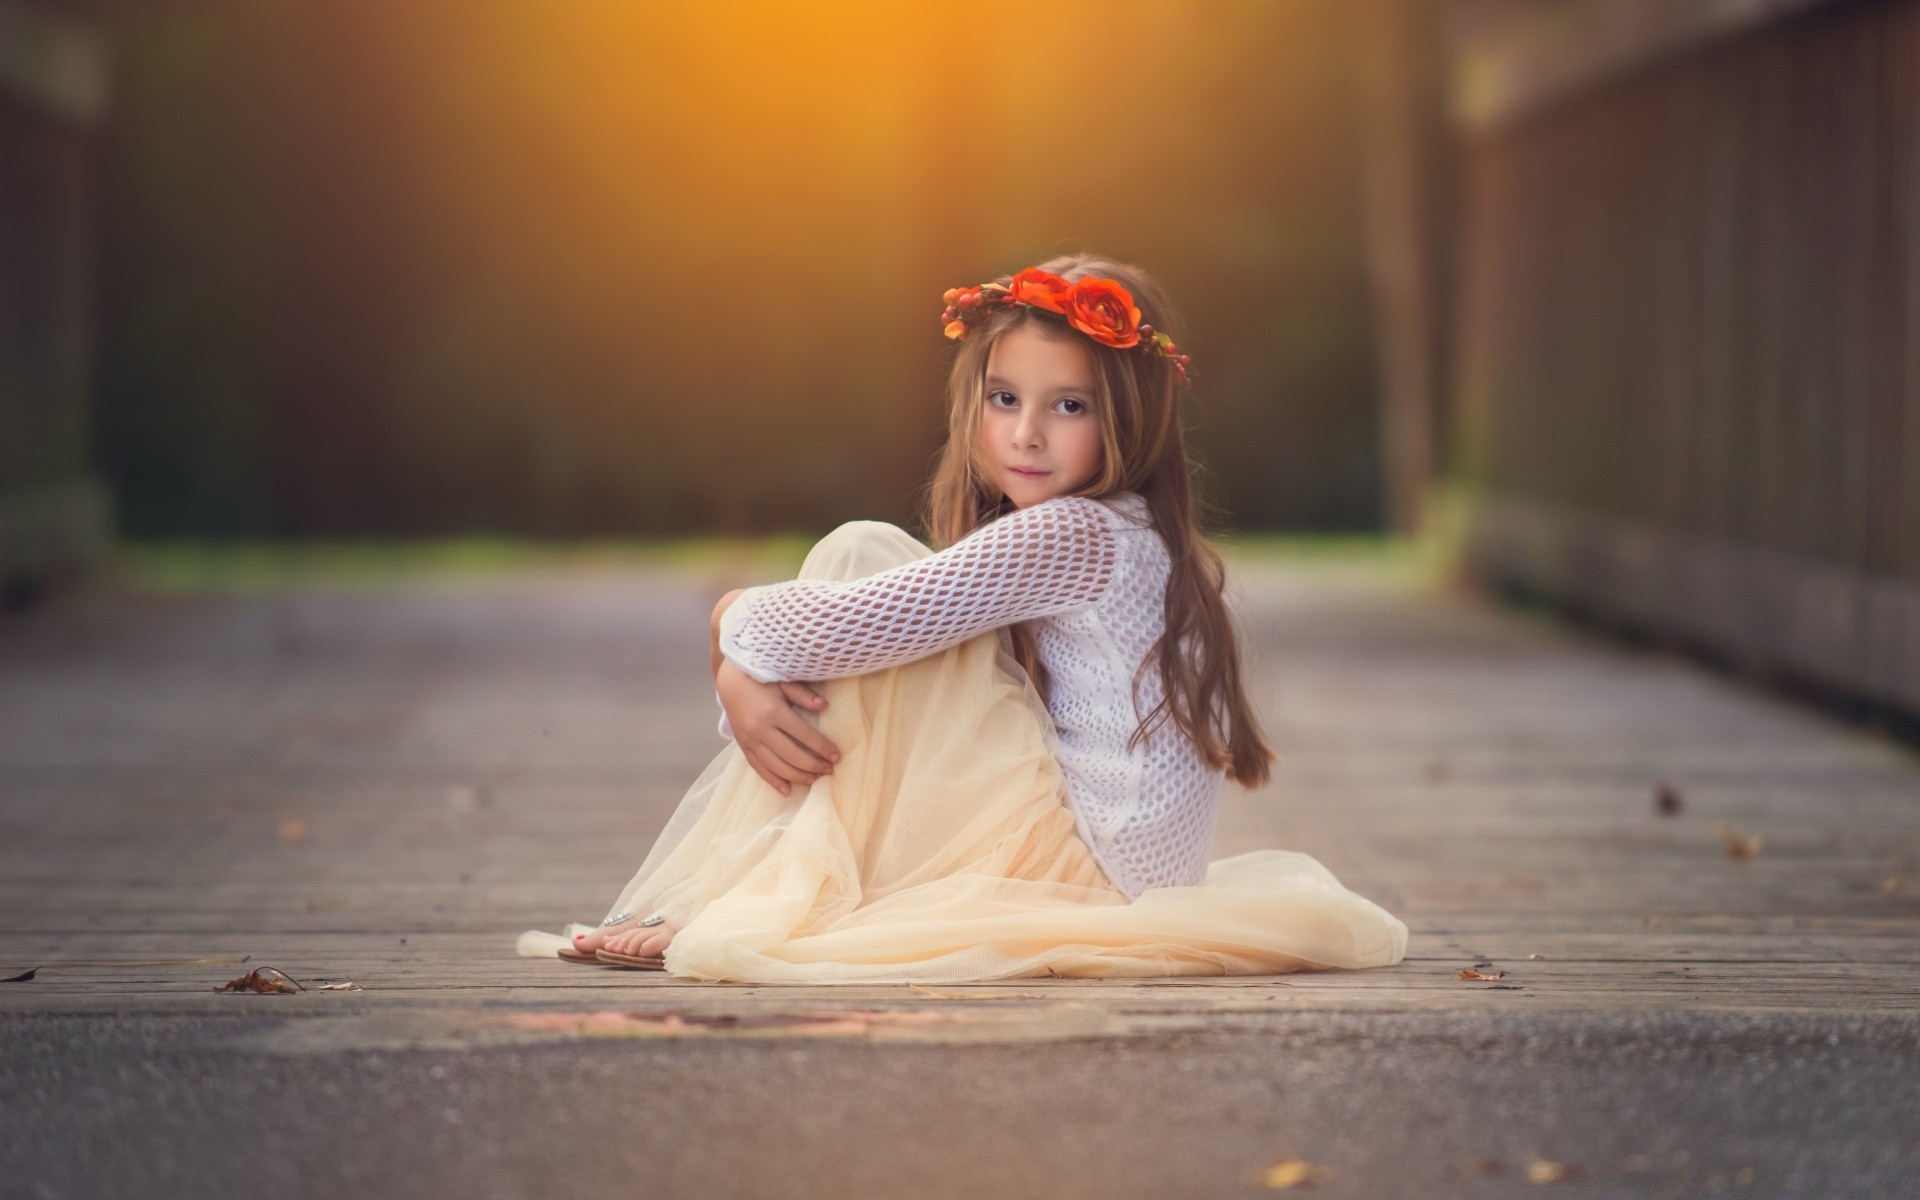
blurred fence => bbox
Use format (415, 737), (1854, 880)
(0, 0), (111, 590)
(1432, 0), (1920, 717)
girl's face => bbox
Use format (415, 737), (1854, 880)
(979, 323), (1104, 509)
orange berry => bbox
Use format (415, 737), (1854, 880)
(942, 288), (960, 305)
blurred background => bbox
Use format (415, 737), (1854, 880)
(5, 0), (1919, 722)
(25, 0), (1387, 540)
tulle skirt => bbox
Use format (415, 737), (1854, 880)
(517, 519), (1408, 984)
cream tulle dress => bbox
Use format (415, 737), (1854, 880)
(518, 495), (1408, 983)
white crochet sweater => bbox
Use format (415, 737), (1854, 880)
(714, 491), (1225, 899)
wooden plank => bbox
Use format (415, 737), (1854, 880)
(2, 554), (1917, 1021)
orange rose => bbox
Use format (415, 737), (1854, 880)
(1064, 277), (1142, 349)
(1006, 267), (1073, 315)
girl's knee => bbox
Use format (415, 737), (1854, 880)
(800, 520), (931, 581)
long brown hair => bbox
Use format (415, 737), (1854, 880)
(917, 253), (1276, 788)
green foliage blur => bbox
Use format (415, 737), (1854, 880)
(96, 0), (1381, 539)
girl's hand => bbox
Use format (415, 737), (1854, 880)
(715, 660), (841, 796)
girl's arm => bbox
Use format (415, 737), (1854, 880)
(712, 588), (841, 796)
(716, 494), (1116, 685)
(711, 588), (745, 679)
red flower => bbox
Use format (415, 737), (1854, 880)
(1006, 267), (1073, 315)
(1064, 277), (1142, 349)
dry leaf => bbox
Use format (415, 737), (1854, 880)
(1718, 824), (1762, 860)
(277, 817), (308, 843)
(1460, 968), (1507, 981)
(1257, 1157), (1330, 1189)
(1654, 781), (1683, 815)
(313, 981), (362, 991)
(214, 966), (304, 994)
(1527, 1159), (1570, 1183)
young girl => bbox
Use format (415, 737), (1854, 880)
(518, 254), (1408, 983)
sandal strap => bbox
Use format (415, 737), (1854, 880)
(600, 909), (667, 928)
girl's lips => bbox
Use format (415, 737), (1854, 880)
(1009, 467), (1050, 477)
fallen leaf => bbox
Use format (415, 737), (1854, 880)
(3, 968), (36, 983)
(215, 966), (304, 994)
(1527, 1159), (1570, 1183)
(1257, 1157), (1330, 1189)
(277, 817), (308, 843)
(1718, 824), (1762, 861)
(313, 981), (362, 991)
(1654, 781), (1683, 815)
(1460, 968), (1507, 981)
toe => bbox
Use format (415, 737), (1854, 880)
(637, 926), (676, 957)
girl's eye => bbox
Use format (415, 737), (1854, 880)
(988, 390), (1087, 415)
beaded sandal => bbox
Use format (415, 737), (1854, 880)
(564, 910), (667, 970)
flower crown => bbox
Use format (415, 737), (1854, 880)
(940, 266), (1191, 383)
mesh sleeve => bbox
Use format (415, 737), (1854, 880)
(716, 495), (1117, 683)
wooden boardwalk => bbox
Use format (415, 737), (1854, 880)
(2, 547), (1917, 1028)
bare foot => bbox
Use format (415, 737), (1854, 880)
(605, 919), (677, 959)
(573, 915), (677, 958)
